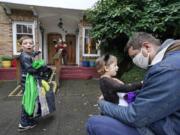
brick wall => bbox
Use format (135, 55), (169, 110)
(0, 6), (12, 56)
(0, 6), (38, 56)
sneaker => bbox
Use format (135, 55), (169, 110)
(18, 123), (37, 132)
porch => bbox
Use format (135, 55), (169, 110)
(0, 56), (99, 81)
(0, 2), (100, 66)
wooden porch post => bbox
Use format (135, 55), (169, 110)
(54, 55), (62, 87)
(16, 57), (21, 85)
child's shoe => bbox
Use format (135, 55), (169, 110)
(18, 122), (37, 132)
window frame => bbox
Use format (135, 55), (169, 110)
(82, 27), (100, 57)
(12, 21), (35, 55)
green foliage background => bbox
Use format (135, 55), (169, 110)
(86, 0), (180, 40)
(121, 66), (146, 83)
(86, 0), (180, 80)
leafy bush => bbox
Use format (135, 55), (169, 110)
(120, 66), (146, 83)
(1, 55), (13, 61)
(86, 0), (180, 40)
(86, 0), (180, 76)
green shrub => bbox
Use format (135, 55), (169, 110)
(0, 56), (2, 62)
(120, 66), (146, 83)
(1, 55), (13, 61)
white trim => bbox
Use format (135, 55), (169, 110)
(82, 27), (100, 57)
(12, 21), (35, 55)
(44, 32), (48, 63)
(1, 3), (11, 14)
(76, 33), (80, 65)
(33, 20), (36, 44)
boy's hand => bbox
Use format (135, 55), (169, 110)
(34, 56), (39, 60)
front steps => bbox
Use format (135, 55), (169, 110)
(0, 68), (16, 80)
(60, 66), (99, 80)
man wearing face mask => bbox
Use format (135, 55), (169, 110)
(86, 32), (180, 135)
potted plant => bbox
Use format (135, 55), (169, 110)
(81, 57), (89, 67)
(89, 60), (96, 67)
(0, 56), (2, 68)
(1, 55), (13, 68)
(89, 57), (96, 67)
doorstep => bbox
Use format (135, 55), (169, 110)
(0, 67), (16, 80)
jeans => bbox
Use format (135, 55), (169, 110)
(20, 106), (36, 126)
(86, 115), (140, 135)
(62, 54), (67, 65)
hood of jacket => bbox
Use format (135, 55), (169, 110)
(150, 39), (180, 66)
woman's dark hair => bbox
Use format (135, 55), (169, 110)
(104, 54), (110, 62)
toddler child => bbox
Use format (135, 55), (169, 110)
(96, 54), (142, 106)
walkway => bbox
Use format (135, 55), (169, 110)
(0, 79), (100, 135)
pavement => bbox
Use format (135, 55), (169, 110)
(0, 79), (100, 135)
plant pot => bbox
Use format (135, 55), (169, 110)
(89, 61), (96, 67)
(11, 59), (17, 67)
(82, 61), (89, 67)
(2, 60), (12, 68)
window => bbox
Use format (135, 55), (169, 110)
(82, 27), (100, 57)
(12, 22), (35, 55)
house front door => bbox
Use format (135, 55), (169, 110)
(66, 34), (76, 65)
(47, 33), (62, 65)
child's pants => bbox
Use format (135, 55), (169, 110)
(20, 106), (35, 126)
(20, 78), (36, 126)
(86, 115), (140, 135)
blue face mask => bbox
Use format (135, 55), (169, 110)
(132, 49), (149, 69)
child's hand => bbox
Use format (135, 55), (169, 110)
(34, 55), (39, 60)
(112, 78), (124, 84)
(98, 95), (104, 100)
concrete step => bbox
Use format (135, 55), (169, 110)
(60, 74), (92, 80)
(60, 66), (99, 80)
(0, 68), (16, 80)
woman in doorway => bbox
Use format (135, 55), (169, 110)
(54, 38), (68, 65)
(61, 42), (68, 65)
